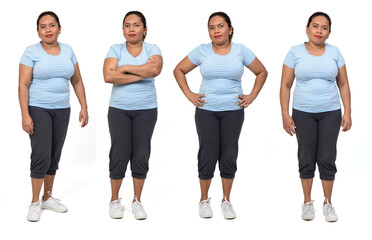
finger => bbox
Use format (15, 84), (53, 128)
(238, 96), (243, 100)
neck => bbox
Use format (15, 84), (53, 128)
(40, 40), (59, 49)
(307, 41), (325, 49)
(126, 41), (143, 49)
(212, 40), (231, 49)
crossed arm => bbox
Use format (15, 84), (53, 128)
(103, 55), (163, 84)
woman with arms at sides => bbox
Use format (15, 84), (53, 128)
(174, 12), (267, 219)
(103, 11), (163, 220)
(280, 12), (351, 222)
(19, 11), (88, 222)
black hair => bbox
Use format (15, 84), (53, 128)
(208, 12), (234, 41)
(123, 11), (147, 40)
(307, 12), (332, 32)
(37, 11), (60, 30)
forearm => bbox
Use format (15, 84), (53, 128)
(18, 85), (30, 116)
(249, 71), (267, 98)
(71, 81), (88, 109)
(280, 86), (291, 117)
(117, 63), (160, 78)
(104, 70), (144, 84)
(173, 68), (193, 96)
(339, 84), (351, 114)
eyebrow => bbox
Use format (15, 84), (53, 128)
(209, 22), (225, 26)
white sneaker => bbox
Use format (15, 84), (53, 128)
(41, 191), (68, 213)
(323, 198), (338, 222)
(131, 196), (147, 220)
(199, 198), (213, 218)
(109, 198), (123, 219)
(27, 201), (41, 222)
(302, 200), (315, 221)
(221, 197), (236, 219)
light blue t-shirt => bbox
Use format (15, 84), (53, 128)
(20, 42), (77, 109)
(188, 42), (255, 111)
(284, 43), (345, 113)
(105, 42), (162, 110)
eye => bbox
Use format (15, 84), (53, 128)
(313, 24), (318, 28)
(40, 25), (45, 29)
(322, 26), (328, 31)
(218, 24), (224, 29)
(209, 26), (214, 30)
(124, 24), (129, 28)
(50, 24), (55, 28)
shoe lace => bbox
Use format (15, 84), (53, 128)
(30, 201), (41, 212)
(221, 196), (234, 212)
(200, 198), (211, 210)
(46, 191), (61, 204)
(303, 200), (314, 214)
(324, 198), (336, 216)
(132, 196), (144, 212)
(111, 198), (123, 211)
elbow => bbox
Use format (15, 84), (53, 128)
(151, 68), (161, 78)
(103, 73), (113, 83)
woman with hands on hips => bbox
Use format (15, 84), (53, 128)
(19, 11), (88, 222)
(174, 12), (267, 219)
(280, 12), (351, 222)
(103, 11), (163, 220)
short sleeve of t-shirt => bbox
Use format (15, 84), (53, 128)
(20, 46), (35, 67)
(188, 45), (203, 66)
(283, 47), (296, 69)
(69, 46), (78, 65)
(148, 44), (162, 57)
(106, 45), (120, 59)
(242, 45), (256, 66)
(335, 47), (345, 68)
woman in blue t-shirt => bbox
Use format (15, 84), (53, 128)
(19, 11), (89, 222)
(174, 12), (267, 219)
(280, 12), (352, 222)
(103, 11), (163, 220)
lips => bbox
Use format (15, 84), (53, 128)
(129, 34), (136, 37)
(315, 35), (322, 39)
(45, 34), (53, 38)
(214, 35), (222, 39)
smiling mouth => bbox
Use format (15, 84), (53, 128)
(214, 35), (222, 39)
(46, 34), (53, 38)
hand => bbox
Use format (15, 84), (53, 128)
(282, 114), (296, 136)
(22, 114), (34, 135)
(147, 56), (154, 63)
(79, 108), (89, 128)
(341, 113), (352, 132)
(185, 91), (206, 108)
(237, 94), (256, 108)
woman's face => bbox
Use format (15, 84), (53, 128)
(306, 16), (330, 45)
(123, 14), (146, 44)
(208, 16), (232, 45)
(37, 15), (60, 44)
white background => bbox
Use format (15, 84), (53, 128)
(0, 0), (371, 239)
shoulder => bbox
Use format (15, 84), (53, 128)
(289, 43), (304, 54)
(143, 42), (162, 54)
(110, 43), (126, 52)
(325, 43), (342, 53)
(24, 43), (40, 53)
(59, 42), (75, 53)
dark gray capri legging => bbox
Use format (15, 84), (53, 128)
(195, 108), (244, 180)
(108, 107), (157, 180)
(292, 108), (342, 181)
(29, 106), (70, 179)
